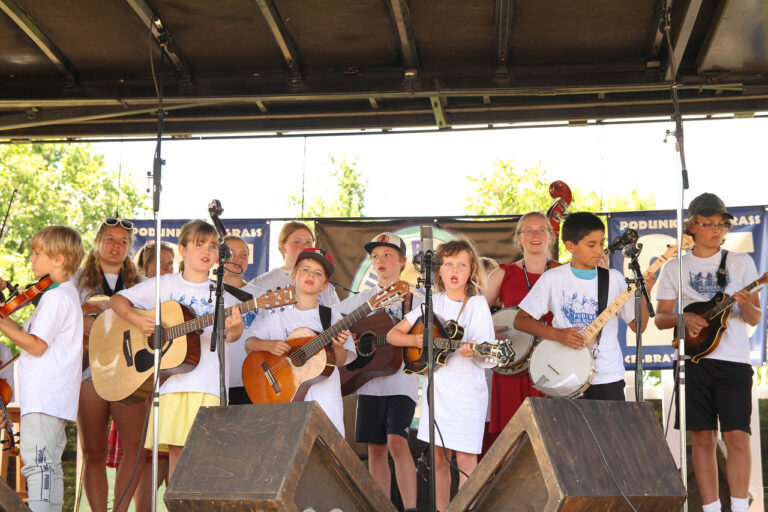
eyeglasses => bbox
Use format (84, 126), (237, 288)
(521, 228), (550, 236)
(103, 218), (134, 230)
(694, 221), (730, 232)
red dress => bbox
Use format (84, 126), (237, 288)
(488, 263), (553, 434)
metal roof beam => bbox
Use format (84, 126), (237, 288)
(384, 0), (419, 76)
(0, 0), (74, 80)
(252, 0), (302, 83)
(647, 0), (674, 57)
(124, 0), (190, 79)
(665, 0), (702, 80)
(494, 0), (514, 74)
(430, 96), (447, 128)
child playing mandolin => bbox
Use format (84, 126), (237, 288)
(387, 239), (495, 512)
(244, 248), (354, 434)
(0, 226), (84, 512)
(110, 220), (243, 479)
(333, 232), (422, 512)
(513, 211), (654, 400)
(655, 193), (762, 512)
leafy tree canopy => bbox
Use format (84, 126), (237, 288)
(289, 156), (368, 218)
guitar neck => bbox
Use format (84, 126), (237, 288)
(162, 296), (263, 341)
(709, 274), (768, 317)
(582, 245), (675, 344)
(301, 303), (374, 357)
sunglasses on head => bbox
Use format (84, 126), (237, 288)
(103, 218), (134, 230)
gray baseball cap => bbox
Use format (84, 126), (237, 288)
(688, 192), (733, 220)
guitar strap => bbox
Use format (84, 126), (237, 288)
(223, 283), (253, 302)
(595, 266), (609, 345)
(717, 250), (729, 289)
(401, 291), (413, 318)
(319, 305), (332, 331)
(99, 268), (124, 296)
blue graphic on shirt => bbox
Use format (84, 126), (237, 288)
(242, 310), (258, 328)
(170, 293), (215, 318)
(561, 291), (598, 327)
(688, 271), (728, 299)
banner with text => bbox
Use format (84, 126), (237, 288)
(607, 206), (767, 369)
(129, 219), (269, 282)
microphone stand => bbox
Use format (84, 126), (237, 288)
(625, 245), (655, 401)
(663, 8), (689, 505)
(149, 52), (166, 512)
(418, 250), (438, 512)
(208, 200), (231, 406)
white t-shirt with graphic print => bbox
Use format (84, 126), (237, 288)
(518, 263), (636, 386)
(118, 273), (240, 396)
(656, 249), (759, 364)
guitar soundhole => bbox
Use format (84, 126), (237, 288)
(357, 332), (376, 357)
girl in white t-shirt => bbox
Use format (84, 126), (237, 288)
(75, 218), (145, 512)
(248, 221), (339, 306)
(110, 220), (243, 479)
(387, 239), (495, 512)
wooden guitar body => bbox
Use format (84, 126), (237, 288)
(242, 327), (337, 404)
(402, 318), (453, 375)
(681, 292), (730, 362)
(339, 312), (401, 395)
(89, 301), (200, 404)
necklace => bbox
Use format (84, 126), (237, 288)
(521, 258), (549, 290)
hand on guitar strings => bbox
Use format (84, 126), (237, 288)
(555, 326), (586, 349)
(331, 330), (351, 348)
(683, 312), (708, 339)
(458, 341), (476, 358)
(262, 340), (291, 356)
(224, 306), (243, 342)
(733, 289), (756, 310)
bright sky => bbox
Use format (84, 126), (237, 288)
(93, 116), (768, 222)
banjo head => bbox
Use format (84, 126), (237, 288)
(528, 339), (594, 398)
(492, 307), (538, 376)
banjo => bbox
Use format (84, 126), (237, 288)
(529, 235), (693, 398)
(491, 307), (540, 376)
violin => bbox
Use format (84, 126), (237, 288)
(546, 180), (572, 238)
(0, 275), (55, 319)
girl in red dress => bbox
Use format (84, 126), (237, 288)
(483, 212), (560, 439)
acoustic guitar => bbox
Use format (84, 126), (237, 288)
(89, 287), (296, 404)
(339, 311), (401, 396)
(675, 272), (767, 363)
(242, 281), (409, 404)
(402, 316), (515, 375)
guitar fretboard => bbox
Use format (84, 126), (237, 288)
(581, 243), (679, 344)
(297, 303), (373, 359)
(707, 274), (768, 318)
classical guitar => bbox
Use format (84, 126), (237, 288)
(339, 311), (401, 396)
(529, 235), (694, 398)
(89, 287), (296, 404)
(675, 272), (768, 363)
(242, 281), (409, 404)
(402, 316), (515, 375)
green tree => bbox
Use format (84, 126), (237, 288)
(464, 159), (655, 216)
(289, 156), (368, 217)
(1, 143), (148, 349)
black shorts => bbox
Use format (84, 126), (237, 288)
(228, 386), (252, 405)
(581, 380), (626, 401)
(676, 358), (753, 434)
(355, 395), (416, 444)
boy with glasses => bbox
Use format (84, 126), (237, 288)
(655, 193), (763, 512)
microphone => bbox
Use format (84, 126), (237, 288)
(420, 225), (433, 253)
(622, 242), (643, 259)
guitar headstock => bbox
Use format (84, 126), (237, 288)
(368, 280), (410, 310)
(257, 286), (297, 310)
(492, 339), (516, 367)
(757, 272), (768, 286)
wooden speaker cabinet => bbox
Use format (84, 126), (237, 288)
(447, 398), (687, 512)
(164, 402), (396, 512)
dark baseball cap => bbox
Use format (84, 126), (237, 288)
(364, 232), (406, 255)
(295, 247), (335, 277)
(688, 193), (733, 220)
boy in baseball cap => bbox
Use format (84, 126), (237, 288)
(334, 232), (422, 512)
(245, 247), (354, 435)
(655, 193), (762, 512)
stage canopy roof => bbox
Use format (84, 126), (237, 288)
(1, 0), (767, 140)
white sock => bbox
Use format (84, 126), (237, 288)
(731, 496), (749, 512)
(702, 500), (721, 512)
